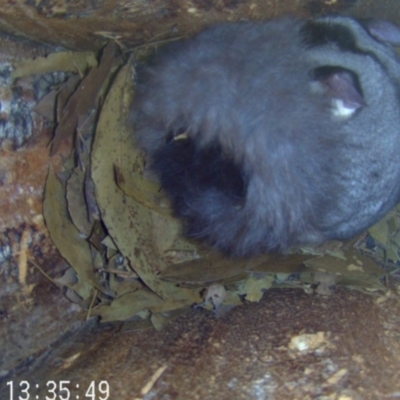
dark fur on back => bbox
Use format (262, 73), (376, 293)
(131, 16), (400, 257)
(153, 138), (253, 254)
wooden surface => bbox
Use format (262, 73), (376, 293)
(0, 0), (360, 50)
(2, 287), (400, 399)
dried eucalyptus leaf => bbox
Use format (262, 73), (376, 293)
(12, 51), (98, 78)
(54, 267), (78, 287)
(56, 75), (82, 122)
(240, 273), (274, 302)
(221, 272), (250, 286)
(170, 273), (249, 289)
(65, 287), (87, 304)
(247, 253), (311, 274)
(150, 286), (201, 314)
(94, 284), (200, 322)
(71, 276), (94, 301)
(336, 274), (385, 291)
(160, 256), (247, 285)
(151, 211), (181, 253)
(387, 243), (400, 262)
(153, 307), (191, 326)
(112, 279), (143, 297)
(393, 230), (400, 247)
(294, 272), (314, 285)
(114, 157), (171, 216)
(55, 268), (93, 304)
(387, 211), (398, 234)
(120, 318), (153, 332)
(150, 212), (198, 259)
(308, 240), (344, 254)
(85, 169), (101, 223)
(169, 237), (199, 253)
(163, 252), (200, 268)
(304, 249), (383, 276)
(106, 251), (118, 265)
(369, 217), (390, 246)
(66, 167), (92, 236)
(91, 60), (168, 297)
(92, 248), (104, 271)
(93, 289), (161, 322)
(101, 236), (118, 250)
(88, 221), (107, 252)
(44, 166), (106, 295)
(150, 313), (168, 331)
(33, 75), (81, 125)
(275, 273), (291, 283)
(223, 290), (244, 306)
(51, 42), (120, 156)
(33, 89), (58, 121)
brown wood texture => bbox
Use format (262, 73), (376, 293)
(0, 0), (350, 50)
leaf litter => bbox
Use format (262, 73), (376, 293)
(28, 40), (396, 330)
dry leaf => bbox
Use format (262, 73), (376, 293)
(66, 167), (92, 236)
(150, 211), (181, 254)
(241, 273), (274, 302)
(51, 42), (121, 156)
(114, 162), (170, 216)
(12, 51), (97, 78)
(111, 278), (143, 297)
(43, 165), (107, 296)
(248, 253), (312, 274)
(160, 255), (248, 286)
(54, 267), (78, 287)
(369, 216), (390, 246)
(33, 89), (58, 121)
(150, 313), (168, 331)
(94, 284), (201, 322)
(304, 249), (383, 276)
(91, 59), (168, 297)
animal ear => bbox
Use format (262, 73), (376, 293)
(313, 67), (366, 117)
(364, 19), (400, 46)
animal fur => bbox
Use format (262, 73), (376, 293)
(131, 16), (400, 257)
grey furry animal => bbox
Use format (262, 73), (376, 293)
(131, 16), (400, 257)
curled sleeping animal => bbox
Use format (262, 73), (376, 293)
(131, 15), (400, 257)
